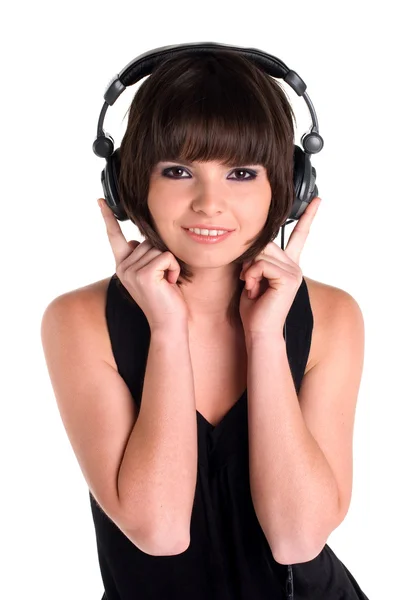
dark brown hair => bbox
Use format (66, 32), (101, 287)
(118, 49), (297, 326)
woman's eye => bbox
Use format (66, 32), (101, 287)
(230, 169), (257, 181)
(162, 167), (257, 180)
(163, 167), (190, 178)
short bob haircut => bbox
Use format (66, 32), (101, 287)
(118, 49), (297, 326)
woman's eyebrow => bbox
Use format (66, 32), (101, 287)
(158, 159), (262, 168)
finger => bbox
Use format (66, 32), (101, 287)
(284, 196), (321, 263)
(127, 240), (141, 251)
(98, 198), (134, 264)
(244, 262), (282, 299)
(240, 260), (252, 279)
(241, 245), (290, 281)
(247, 279), (261, 300)
(245, 255), (296, 285)
(259, 240), (293, 264)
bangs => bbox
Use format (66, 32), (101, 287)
(135, 51), (295, 172)
(149, 76), (274, 169)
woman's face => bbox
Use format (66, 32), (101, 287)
(147, 159), (272, 267)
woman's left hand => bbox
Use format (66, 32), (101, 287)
(239, 196), (322, 338)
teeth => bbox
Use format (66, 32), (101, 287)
(188, 228), (227, 236)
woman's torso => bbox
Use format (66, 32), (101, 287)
(79, 273), (371, 599)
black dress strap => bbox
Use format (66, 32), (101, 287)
(284, 276), (314, 394)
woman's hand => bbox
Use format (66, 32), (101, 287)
(239, 196), (322, 338)
(98, 198), (189, 330)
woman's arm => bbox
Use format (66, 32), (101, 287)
(246, 287), (364, 565)
(118, 322), (198, 555)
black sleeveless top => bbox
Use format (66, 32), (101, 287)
(89, 274), (369, 599)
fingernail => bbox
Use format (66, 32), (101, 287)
(97, 199), (102, 208)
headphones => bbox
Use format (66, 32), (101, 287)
(93, 43), (324, 600)
(93, 41), (323, 227)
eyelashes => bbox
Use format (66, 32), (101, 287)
(162, 166), (258, 181)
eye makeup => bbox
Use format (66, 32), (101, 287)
(162, 166), (259, 181)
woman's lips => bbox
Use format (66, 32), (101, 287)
(182, 228), (233, 244)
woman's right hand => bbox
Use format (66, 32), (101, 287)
(98, 198), (189, 330)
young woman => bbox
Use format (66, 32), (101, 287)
(41, 48), (368, 599)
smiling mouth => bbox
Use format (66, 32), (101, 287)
(182, 227), (234, 243)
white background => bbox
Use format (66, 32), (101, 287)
(2, 1), (398, 598)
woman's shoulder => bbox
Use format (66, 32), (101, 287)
(46, 275), (117, 369)
(67, 275), (115, 299)
(303, 275), (361, 316)
(303, 275), (363, 373)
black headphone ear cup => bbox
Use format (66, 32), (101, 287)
(293, 144), (305, 204)
(300, 152), (318, 205)
(290, 145), (318, 223)
(103, 148), (129, 221)
(289, 144), (306, 221)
